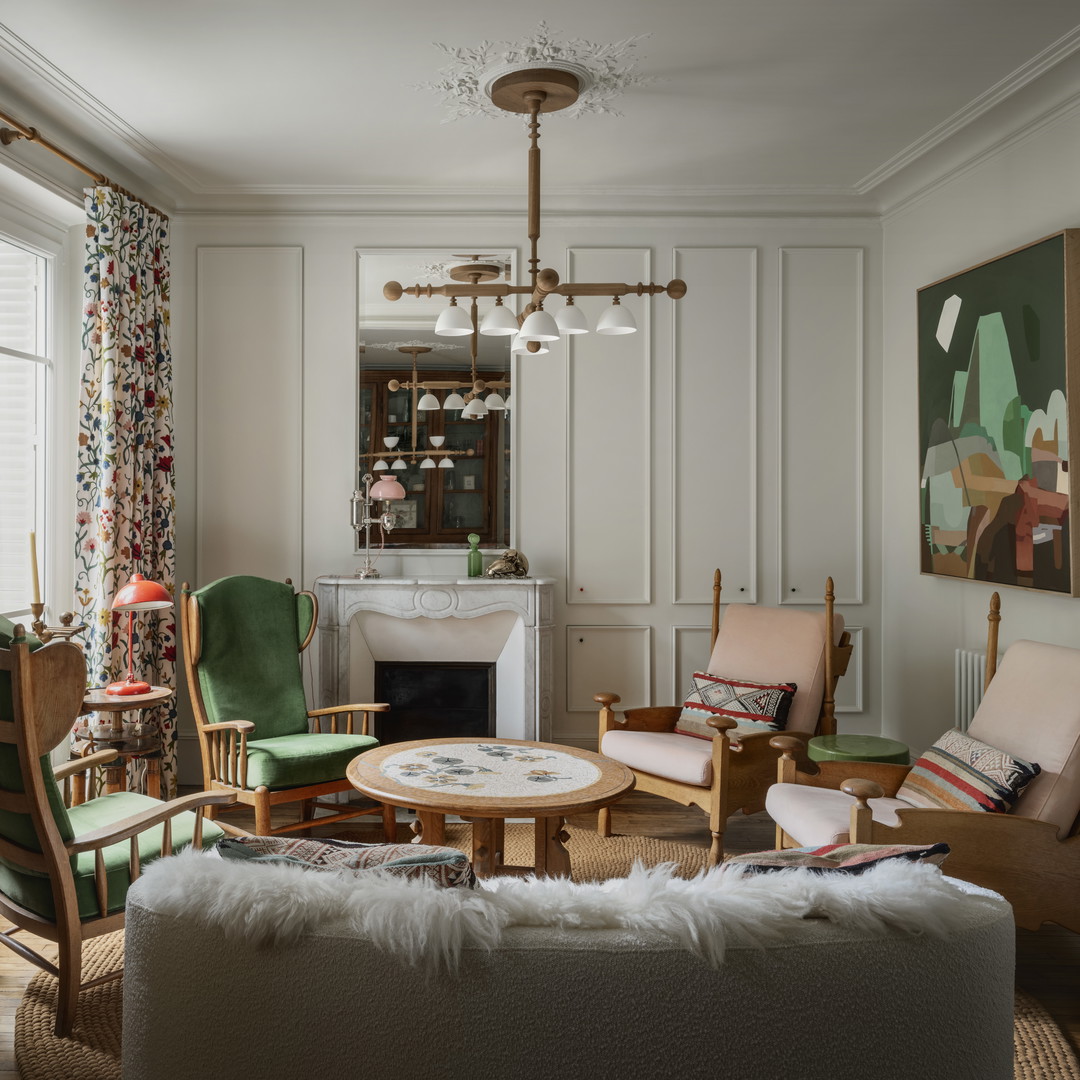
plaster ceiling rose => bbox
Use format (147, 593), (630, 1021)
(420, 22), (653, 121)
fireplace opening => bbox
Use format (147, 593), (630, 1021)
(373, 661), (496, 744)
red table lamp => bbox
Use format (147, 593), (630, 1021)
(106, 573), (173, 696)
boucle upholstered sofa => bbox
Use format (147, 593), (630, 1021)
(121, 854), (1016, 1080)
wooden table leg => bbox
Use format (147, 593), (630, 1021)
(468, 817), (501, 878)
(535, 816), (571, 878)
(146, 754), (162, 800)
(411, 810), (446, 847)
(102, 761), (126, 796)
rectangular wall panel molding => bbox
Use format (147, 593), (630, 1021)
(835, 624), (864, 713)
(778, 248), (864, 606)
(673, 248), (757, 604)
(672, 625), (714, 703)
(566, 249), (651, 605)
(196, 247), (303, 585)
(566, 625), (651, 712)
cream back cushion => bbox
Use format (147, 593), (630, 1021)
(968, 639), (1080, 835)
(706, 605), (844, 735)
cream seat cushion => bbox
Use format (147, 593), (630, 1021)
(601, 730), (713, 787)
(765, 783), (916, 847)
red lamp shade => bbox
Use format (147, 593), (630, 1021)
(368, 475), (406, 501)
(106, 574), (173, 696)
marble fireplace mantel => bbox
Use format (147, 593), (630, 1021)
(315, 576), (555, 742)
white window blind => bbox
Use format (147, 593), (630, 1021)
(0, 239), (48, 614)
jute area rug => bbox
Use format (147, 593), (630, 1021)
(14, 824), (1080, 1080)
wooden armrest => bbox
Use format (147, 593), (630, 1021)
(617, 706), (682, 732)
(813, 760), (910, 796)
(201, 720), (256, 734)
(307, 703), (390, 717)
(769, 735), (806, 754)
(53, 749), (119, 781)
(840, 778), (884, 802)
(66, 791), (237, 855)
(706, 716), (738, 732)
(594, 692), (621, 709)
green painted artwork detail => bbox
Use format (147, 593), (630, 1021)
(917, 233), (1072, 593)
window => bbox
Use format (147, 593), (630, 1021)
(0, 237), (49, 615)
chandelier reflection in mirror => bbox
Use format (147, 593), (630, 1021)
(383, 34), (686, 343)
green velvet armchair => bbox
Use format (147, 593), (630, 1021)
(180, 575), (396, 838)
(0, 616), (233, 1036)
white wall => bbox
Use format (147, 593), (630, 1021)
(881, 101), (1080, 754)
(170, 211), (881, 779)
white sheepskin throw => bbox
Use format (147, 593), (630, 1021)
(134, 851), (1001, 972)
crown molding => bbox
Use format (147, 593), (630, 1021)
(855, 24), (1080, 194)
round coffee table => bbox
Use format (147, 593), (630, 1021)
(347, 737), (635, 878)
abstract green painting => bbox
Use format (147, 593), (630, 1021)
(917, 230), (1080, 594)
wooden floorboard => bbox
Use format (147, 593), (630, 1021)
(0, 789), (1075, 1075)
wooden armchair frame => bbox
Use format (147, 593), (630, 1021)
(771, 594), (1080, 932)
(181, 580), (396, 838)
(596, 572), (852, 864)
(0, 628), (235, 1035)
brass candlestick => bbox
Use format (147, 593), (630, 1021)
(29, 603), (87, 645)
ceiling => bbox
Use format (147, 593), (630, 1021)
(1, 1), (1079, 215)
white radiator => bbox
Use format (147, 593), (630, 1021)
(954, 648), (988, 732)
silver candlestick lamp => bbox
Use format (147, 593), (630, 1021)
(352, 472), (407, 578)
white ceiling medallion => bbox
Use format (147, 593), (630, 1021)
(421, 22), (652, 121)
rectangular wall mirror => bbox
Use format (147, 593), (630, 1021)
(357, 249), (515, 548)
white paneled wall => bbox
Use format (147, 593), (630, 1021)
(778, 248), (864, 606)
(566, 248), (652, 606)
(566, 625), (651, 712)
(175, 216), (881, 775)
(195, 247), (304, 585)
(673, 248), (757, 605)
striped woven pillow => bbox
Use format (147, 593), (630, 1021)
(675, 671), (797, 740)
(897, 728), (1040, 814)
(217, 836), (477, 888)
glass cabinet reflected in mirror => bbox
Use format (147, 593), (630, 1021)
(357, 250), (514, 548)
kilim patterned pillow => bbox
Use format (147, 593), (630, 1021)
(897, 728), (1040, 814)
(725, 842), (951, 874)
(216, 836), (477, 889)
(675, 672), (798, 740)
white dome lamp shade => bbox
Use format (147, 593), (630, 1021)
(518, 305), (559, 342)
(484, 390), (506, 410)
(419, 457), (437, 469)
(417, 391), (441, 411)
(461, 396), (489, 419)
(511, 333), (549, 355)
(595, 297), (637, 335)
(390, 458), (408, 470)
(438, 457), (455, 469)
(479, 298), (520, 337)
(428, 435), (446, 448)
(554, 298), (589, 335)
(434, 298), (474, 337)
(382, 436), (400, 449)
(443, 389), (467, 410)
(372, 459), (389, 471)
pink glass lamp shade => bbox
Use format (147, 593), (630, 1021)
(369, 475), (406, 501)
(106, 573), (173, 696)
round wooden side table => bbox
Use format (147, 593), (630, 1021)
(72, 686), (173, 803)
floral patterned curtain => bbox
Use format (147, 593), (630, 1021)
(74, 187), (177, 797)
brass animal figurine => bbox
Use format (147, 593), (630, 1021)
(485, 549), (529, 578)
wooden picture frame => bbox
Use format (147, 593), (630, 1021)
(917, 230), (1080, 594)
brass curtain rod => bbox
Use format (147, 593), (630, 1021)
(0, 107), (168, 221)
